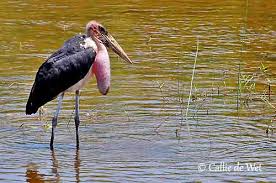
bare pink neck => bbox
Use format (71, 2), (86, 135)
(92, 37), (107, 53)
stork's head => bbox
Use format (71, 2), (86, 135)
(86, 20), (132, 64)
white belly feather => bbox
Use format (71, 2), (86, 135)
(65, 37), (97, 93)
(66, 66), (93, 92)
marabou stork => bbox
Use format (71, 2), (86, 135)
(26, 20), (132, 150)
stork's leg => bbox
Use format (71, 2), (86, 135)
(50, 93), (64, 150)
(75, 90), (80, 149)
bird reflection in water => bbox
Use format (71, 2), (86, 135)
(50, 150), (60, 182)
(74, 150), (80, 183)
(25, 163), (45, 183)
(26, 149), (81, 183)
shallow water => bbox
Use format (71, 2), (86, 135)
(0, 0), (275, 182)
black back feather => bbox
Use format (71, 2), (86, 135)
(26, 34), (96, 115)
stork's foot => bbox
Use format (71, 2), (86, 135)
(75, 116), (80, 149)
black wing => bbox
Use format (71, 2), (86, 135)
(26, 34), (96, 115)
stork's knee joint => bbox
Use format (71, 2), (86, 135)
(52, 117), (58, 127)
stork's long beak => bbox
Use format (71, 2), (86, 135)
(102, 33), (133, 64)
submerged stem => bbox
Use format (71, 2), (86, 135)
(184, 37), (199, 133)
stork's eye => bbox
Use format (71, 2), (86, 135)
(99, 26), (108, 35)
